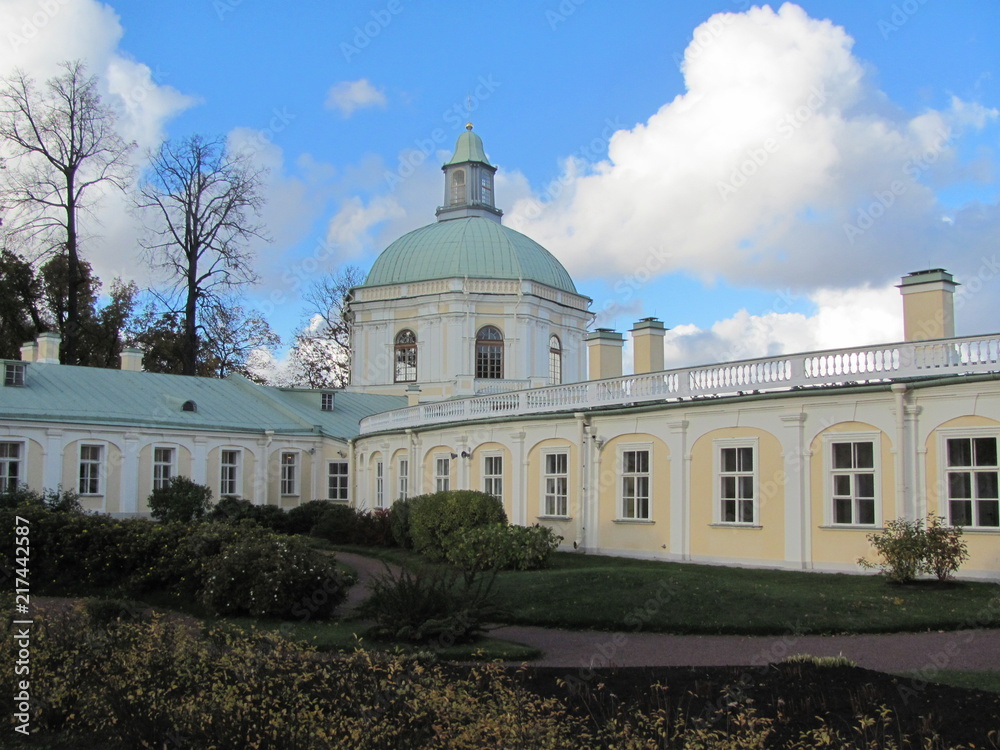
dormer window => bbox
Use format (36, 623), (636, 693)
(4, 363), (26, 387)
(182, 400), (197, 412)
(321, 392), (335, 411)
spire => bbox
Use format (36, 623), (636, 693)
(436, 124), (502, 223)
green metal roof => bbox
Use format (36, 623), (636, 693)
(362, 217), (578, 293)
(0, 363), (405, 441)
(444, 126), (492, 167)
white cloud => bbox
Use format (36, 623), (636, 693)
(325, 78), (387, 118)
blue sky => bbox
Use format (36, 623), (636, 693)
(2, 1), (999, 371)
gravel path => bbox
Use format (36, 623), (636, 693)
(334, 551), (1000, 672)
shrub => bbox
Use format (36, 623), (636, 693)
(147, 476), (213, 524)
(409, 490), (508, 561)
(311, 503), (361, 544)
(42, 486), (84, 513)
(858, 515), (969, 583)
(389, 496), (414, 548)
(286, 500), (335, 535)
(0, 484), (44, 510)
(0, 484), (81, 512)
(208, 495), (257, 523)
(446, 523), (563, 574)
(923, 514), (969, 582)
(355, 507), (395, 547)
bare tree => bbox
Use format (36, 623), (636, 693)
(0, 60), (134, 364)
(136, 134), (267, 375)
(201, 299), (280, 380)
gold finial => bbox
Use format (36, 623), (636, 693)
(466, 122), (473, 130)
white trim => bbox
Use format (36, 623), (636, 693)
(434, 452), (451, 492)
(219, 446), (243, 498)
(151, 444), (178, 492)
(374, 458), (385, 508)
(617, 441), (653, 521)
(822, 431), (882, 527)
(712, 437), (759, 526)
(279, 449), (300, 497)
(0, 438), (27, 494)
(540, 448), (569, 518)
(77, 441), (107, 499)
(481, 450), (503, 501)
(397, 457), (409, 501)
(328, 459), (349, 502)
(936, 427), (999, 530)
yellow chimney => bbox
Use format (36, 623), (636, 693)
(898, 269), (958, 341)
(630, 317), (666, 374)
(586, 329), (624, 380)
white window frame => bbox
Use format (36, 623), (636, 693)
(541, 450), (569, 518)
(321, 392), (334, 411)
(618, 443), (652, 521)
(280, 450), (299, 497)
(822, 432), (881, 527)
(219, 447), (242, 498)
(434, 454), (451, 493)
(0, 440), (26, 493)
(78, 442), (106, 497)
(939, 428), (999, 530)
(374, 459), (385, 508)
(4, 362), (26, 387)
(328, 460), (349, 502)
(397, 457), (409, 501)
(482, 452), (503, 500)
(713, 438), (759, 526)
(152, 445), (177, 492)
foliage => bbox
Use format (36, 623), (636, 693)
(389, 496), (415, 548)
(285, 499), (338, 535)
(0, 249), (45, 359)
(446, 523), (563, 574)
(147, 476), (214, 524)
(208, 495), (291, 533)
(0, 483), (81, 511)
(858, 515), (969, 583)
(311, 502), (361, 544)
(408, 490), (508, 562)
(356, 507), (395, 547)
(200, 299), (280, 379)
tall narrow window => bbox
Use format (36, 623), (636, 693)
(621, 448), (651, 520)
(398, 458), (409, 501)
(544, 452), (569, 517)
(480, 172), (493, 205)
(450, 169), (465, 205)
(321, 392), (334, 411)
(79, 444), (103, 495)
(483, 455), (503, 499)
(831, 440), (876, 525)
(946, 436), (999, 527)
(0, 443), (22, 493)
(718, 444), (756, 524)
(220, 449), (240, 497)
(548, 335), (562, 385)
(281, 451), (299, 496)
(153, 447), (175, 491)
(394, 330), (417, 383)
(475, 326), (503, 379)
(375, 460), (385, 508)
(328, 460), (349, 501)
(435, 456), (451, 492)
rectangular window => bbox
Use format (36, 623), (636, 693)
(831, 440), (876, 525)
(153, 447), (175, 491)
(375, 460), (384, 508)
(435, 456), (450, 492)
(0, 442), (23, 493)
(4, 363), (26, 387)
(398, 458), (409, 501)
(328, 460), (349, 501)
(321, 392), (334, 411)
(543, 452), (569, 517)
(220, 449), (240, 497)
(280, 451), (298, 496)
(79, 444), (103, 496)
(621, 448), (651, 520)
(719, 444), (755, 524)
(483, 454), (503, 499)
(946, 436), (999, 528)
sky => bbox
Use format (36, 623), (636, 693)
(2, 0), (999, 373)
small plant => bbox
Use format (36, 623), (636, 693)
(923, 514), (969, 582)
(147, 476), (213, 524)
(780, 653), (857, 668)
(858, 515), (968, 583)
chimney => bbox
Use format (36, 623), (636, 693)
(898, 269), (958, 341)
(406, 383), (422, 406)
(586, 328), (624, 380)
(35, 332), (61, 364)
(630, 317), (666, 374)
(20, 342), (37, 363)
(120, 347), (144, 372)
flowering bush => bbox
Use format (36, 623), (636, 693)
(446, 523), (563, 573)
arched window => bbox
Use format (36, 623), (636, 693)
(475, 326), (503, 379)
(394, 329), (417, 383)
(548, 335), (562, 385)
(450, 169), (465, 205)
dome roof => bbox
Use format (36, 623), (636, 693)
(363, 217), (577, 294)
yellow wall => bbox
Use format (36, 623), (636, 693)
(267, 448), (314, 509)
(61, 439), (123, 514)
(689, 427), (785, 562)
(902, 288), (954, 341)
(421, 445), (454, 495)
(470, 442), (512, 518)
(526, 438), (577, 540)
(137, 443), (192, 512)
(596, 433), (669, 552)
(206, 446), (257, 502)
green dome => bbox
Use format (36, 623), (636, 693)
(363, 217), (577, 293)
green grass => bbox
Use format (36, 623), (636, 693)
(485, 551), (1000, 635)
(897, 669), (1000, 694)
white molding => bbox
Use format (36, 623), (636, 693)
(711, 437), (760, 526)
(821, 431), (883, 527)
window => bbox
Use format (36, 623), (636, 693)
(945, 436), (998, 528)
(543, 452), (569, 517)
(220, 449), (240, 497)
(480, 172), (492, 205)
(321, 392), (334, 411)
(79, 444), (104, 495)
(483, 454), (503, 499)
(548, 335), (562, 385)
(620, 448), (651, 520)
(0, 442), (23, 493)
(398, 458), (409, 501)
(182, 400), (197, 412)
(719, 443), (756, 524)
(328, 460), (349, 501)
(153, 447), (175, 491)
(475, 326), (503, 379)
(450, 169), (465, 205)
(830, 440), (876, 525)
(375, 460), (385, 508)
(4, 363), (25, 387)
(435, 455), (451, 492)
(280, 451), (298, 496)
(394, 330), (417, 383)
